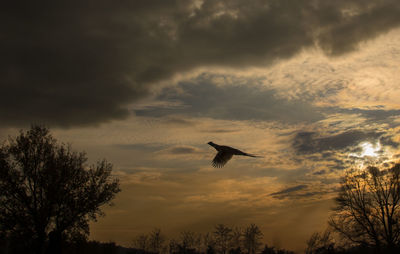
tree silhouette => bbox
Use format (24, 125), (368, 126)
(243, 224), (263, 254)
(179, 230), (202, 251)
(230, 227), (243, 253)
(148, 228), (166, 253)
(133, 233), (150, 252)
(130, 224), (284, 254)
(213, 224), (233, 254)
(168, 238), (179, 254)
(260, 244), (294, 254)
(0, 125), (120, 254)
(329, 164), (400, 253)
(203, 232), (216, 254)
(305, 230), (335, 254)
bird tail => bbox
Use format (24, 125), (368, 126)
(243, 153), (263, 158)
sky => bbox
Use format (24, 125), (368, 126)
(2, 0), (400, 252)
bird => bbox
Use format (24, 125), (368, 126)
(207, 141), (261, 168)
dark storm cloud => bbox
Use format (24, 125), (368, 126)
(292, 130), (394, 154)
(135, 78), (324, 123)
(2, 0), (400, 126)
(317, 0), (400, 55)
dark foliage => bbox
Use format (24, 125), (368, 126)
(260, 244), (294, 254)
(0, 125), (120, 254)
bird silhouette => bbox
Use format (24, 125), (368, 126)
(207, 141), (261, 168)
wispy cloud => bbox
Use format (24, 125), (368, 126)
(270, 184), (308, 197)
(135, 75), (324, 123)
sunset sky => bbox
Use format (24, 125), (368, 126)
(2, 0), (400, 252)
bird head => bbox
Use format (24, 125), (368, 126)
(207, 141), (214, 145)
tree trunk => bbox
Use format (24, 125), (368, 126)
(46, 230), (62, 254)
(35, 232), (46, 254)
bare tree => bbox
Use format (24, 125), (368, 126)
(230, 227), (243, 251)
(176, 230), (203, 253)
(180, 230), (197, 250)
(148, 228), (166, 253)
(133, 233), (149, 251)
(243, 224), (263, 254)
(213, 224), (233, 254)
(169, 238), (179, 254)
(194, 232), (203, 252)
(0, 125), (120, 254)
(329, 164), (400, 252)
(305, 230), (335, 254)
(203, 232), (216, 254)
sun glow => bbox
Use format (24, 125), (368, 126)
(359, 142), (381, 157)
(349, 142), (382, 159)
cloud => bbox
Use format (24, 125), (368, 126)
(292, 130), (385, 154)
(2, 0), (400, 126)
(269, 183), (340, 201)
(332, 108), (400, 126)
(162, 116), (196, 126)
(317, 0), (400, 55)
(313, 170), (327, 176)
(270, 184), (308, 196)
(200, 128), (239, 134)
(135, 75), (324, 123)
(161, 146), (200, 155)
(114, 143), (166, 152)
(380, 135), (399, 149)
(290, 127), (400, 173)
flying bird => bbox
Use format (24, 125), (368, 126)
(207, 141), (261, 168)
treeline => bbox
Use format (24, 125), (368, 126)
(0, 224), (293, 254)
(0, 238), (126, 254)
(130, 224), (293, 254)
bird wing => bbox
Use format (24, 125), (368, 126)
(212, 151), (233, 168)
